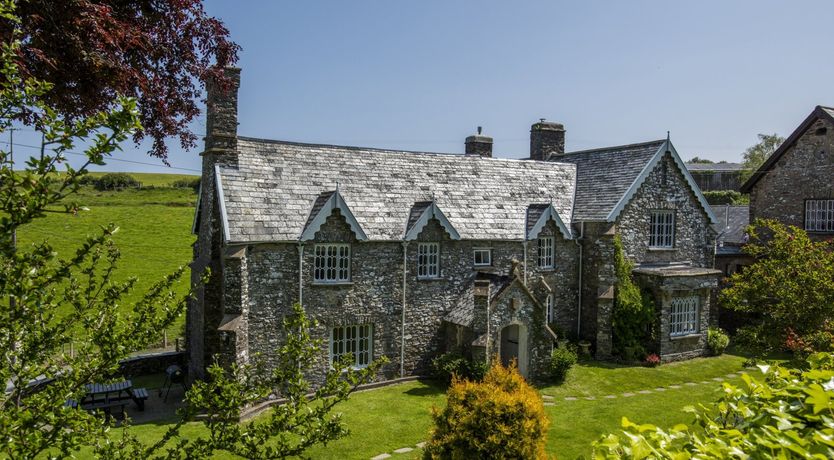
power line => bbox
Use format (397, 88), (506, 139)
(2, 141), (201, 173)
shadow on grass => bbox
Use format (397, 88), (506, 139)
(404, 380), (445, 397)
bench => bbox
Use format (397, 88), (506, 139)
(81, 399), (128, 419)
(131, 387), (149, 411)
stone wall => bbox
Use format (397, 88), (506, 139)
(618, 153), (715, 267)
(240, 211), (578, 384)
(749, 117), (834, 239)
(576, 222), (616, 357)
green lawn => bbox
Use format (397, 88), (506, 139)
(16, 173), (198, 339)
(117, 353), (752, 460)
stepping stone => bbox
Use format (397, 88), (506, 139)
(584, 396), (596, 400)
(565, 396), (578, 401)
(726, 373), (738, 378)
(604, 395), (617, 399)
(685, 382), (697, 386)
(541, 395), (554, 400)
(393, 447), (413, 454)
(371, 454), (392, 460)
(669, 385), (682, 389)
(712, 377), (724, 381)
(622, 392), (635, 397)
(638, 390), (652, 394)
(544, 402), (555, 406)
(654, 388), (666, 392)
(700, 381), (711, 385)
(416, 442), (426, 448)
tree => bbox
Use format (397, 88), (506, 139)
(423, 360), (550, 459)
(593, 353), (834, 458)
(0, 1), (189, 457)
(163, 303), (385, 459)
(0, 0), (240, 161)
(720, 219), (834, 355)
(688, 156), (714, 164)
(740, 133), (785, 182)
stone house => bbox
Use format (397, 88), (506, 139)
(685, 162), (744, 192)
(187, 68), (720, 384)
(740, 105), (834, 239)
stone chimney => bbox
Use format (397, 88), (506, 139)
(205, 67), (241, 155)
(530, 119), (565, 161)
(465, 126), (493, 158)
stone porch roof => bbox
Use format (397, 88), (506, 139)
(215, 138), (577, 243)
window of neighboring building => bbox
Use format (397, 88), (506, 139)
(538, 236), (554, 269)
(331, 324), (372, 368)
(649, 210), (675, 248)
(314, 243), (350, 282)
(546, 294), (554, 323)
(805, 199), (834, 232)
(473, 248), (492, 266)
(670, 295), (698, 337)
(417, 242), (440, 279)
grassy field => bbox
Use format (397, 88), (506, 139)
(16, 172), (198, 340)
(117, 353), (752, 460)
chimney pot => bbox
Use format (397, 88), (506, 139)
(465, 127), (493, 158)
(530, 120), (565, 161)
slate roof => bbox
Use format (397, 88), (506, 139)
(711, 204), (749, 245)
(685, 162), (744, 172)
(740, 105), (834, 193)
(558, 140), (666, 221)
(216, 138), (577, 243)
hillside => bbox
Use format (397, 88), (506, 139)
(16, 172), (199, 344)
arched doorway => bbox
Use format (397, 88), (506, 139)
(499, 323), (528, 378)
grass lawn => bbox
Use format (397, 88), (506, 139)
(16, 173), (198, 339)
(117, 353), (752, 460)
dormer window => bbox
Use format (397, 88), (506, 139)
(537, 237), (554, 269)
(473, 248), (492, 267)
(314, 243), (351, 282)
(417, 242), (440, 279)
(649, 210), (675, 248)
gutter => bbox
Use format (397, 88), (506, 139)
(297, 243), (304, 308)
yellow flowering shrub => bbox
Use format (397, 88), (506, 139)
(423, 360), (550, 459)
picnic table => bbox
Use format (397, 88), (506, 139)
(66, 379), (149, 417)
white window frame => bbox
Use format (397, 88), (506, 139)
(670, 295), (699, 337)
(473, 248), (492, 267)
(805, 199), (834, 233)
(330, 324), (373, 368)
(313, 243), (351, 283)
(538, 236), (554, 269)
(546, 294), (554, 323)
(649, 210), (675, 248)
(417, 242), (440, 279)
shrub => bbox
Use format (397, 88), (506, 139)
(423, 361), (550, 460)
(550, 345), (578, 383)
(593, 352), (834, 458)
(431, 352), (487, 384)
(171, 177), (201, 191)
(702, 190), (748, 205)
(707, 327), (730, 356)
(94, 172), (139, 190)
(643, 353), (660, 367)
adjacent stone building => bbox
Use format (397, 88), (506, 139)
(685, 162), (745, 192)
(741, 105), (834, 239)
(187, 68), (721, 384)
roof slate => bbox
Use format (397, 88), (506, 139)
(217, 139), (577, 242)
(685, 162), (744, 172)
(711, 204), (749, 245)
(557, 140), (666, 221)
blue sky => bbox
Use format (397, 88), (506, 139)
(12, 0), (834, 173)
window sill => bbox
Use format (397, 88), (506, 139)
(417, 277), (447, 282)
(670, 333), (700, 341)
(648, 247), (676, 252)
(312, 281), (354, 287)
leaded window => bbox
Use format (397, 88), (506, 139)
(538, 236), (554, 269)
(331, 324), (372, 368)
(314, 244), (350, 282)
(417, 242), (440, 279)
(649, 210), (675, 248)
(805, 199), (834, 232)
(670, 295), (698, 336)
(473, 248), (492, 266)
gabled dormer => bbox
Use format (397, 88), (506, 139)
(300, 189), (368, 241)
(404, 199), (461, 241)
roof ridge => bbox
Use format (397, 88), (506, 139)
(562, 139), (666, 156)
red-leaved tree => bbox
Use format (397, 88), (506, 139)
(0, 0), (240, 161)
